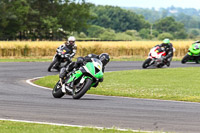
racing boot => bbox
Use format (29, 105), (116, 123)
(166, 57), (172, 67)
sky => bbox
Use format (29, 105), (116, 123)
(86, 0), (200, 9)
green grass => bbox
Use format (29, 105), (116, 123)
(0, 120), (156, 133)
(34, 67), (200, 102)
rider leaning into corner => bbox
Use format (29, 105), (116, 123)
(54, 36), (77, 68)
(155, 38), (174, 67)
(57, 36), (77, 58)
(59, 53), (110, 87)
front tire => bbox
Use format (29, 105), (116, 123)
(142, 58), (152, 68)
(48, 58), (58, 72)
(181, 54), (190, 64)
(52, 80), (65, 98)
(72, 78), (93, 99)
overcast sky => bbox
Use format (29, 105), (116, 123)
(86, 0), (200, 9)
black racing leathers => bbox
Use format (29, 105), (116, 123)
(159, 43), (174, 59)
(66, 54), (105, 73)
(57, 43), (77, 58)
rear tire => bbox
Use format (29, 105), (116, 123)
(142, 58), (152, 68)
(157, 63), (164, 68)
(181, 54), (190, 64)
(52, 80), (65, 98)
(48, 58), (58, 72)
(72, 78), (93, 99)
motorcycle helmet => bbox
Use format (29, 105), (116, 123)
(163, 38), (170, 45)
(99, 53), (110, 66)
(68, 36), (76, 45)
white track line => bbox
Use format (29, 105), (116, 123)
(25, 76), (161, 133)
(0, 118), (156, 133)
(26, 76), (200, 105)
(24, 75), (198, 133)
(26, 77), (52, 90)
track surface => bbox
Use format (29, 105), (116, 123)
(0, 61), (200, 133)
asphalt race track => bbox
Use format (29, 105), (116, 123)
(0, 61), (200, 133)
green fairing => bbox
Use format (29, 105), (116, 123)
(188, 52), (193, 56)
(67, 70), (83, 83)
(66, 59), (104, 86)
(91, 83), (96, 87)
(188, 44), (200, 55)
(85, 62), (103, 79)
(95, 71), (103, 79)
(85, 62), (95, 75)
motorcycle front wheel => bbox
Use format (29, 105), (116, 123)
(52, 80), (65, 98)
(48, 58), (58, 72)
(72, 78), (93, 99)
(142, 58), (152, 68)
(181, 54), (190, 64)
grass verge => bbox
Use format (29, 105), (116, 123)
(34, 67), (200, 102)
(0, 120), (156, 133)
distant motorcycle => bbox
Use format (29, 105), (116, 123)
(52, 58), (104, 99)
(142, 46), (168, 68)
(181, 43), (200, 64)
(48, 47), (72, 72)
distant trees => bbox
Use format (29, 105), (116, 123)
(89, 5), (150, 32)
(154, 17), (187, 39)
(0, 0), (92, 40)
(128, 6), (200, 39)
(0, 2), (194, 40)
(154, 17), (184, 33)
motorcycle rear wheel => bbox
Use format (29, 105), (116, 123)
(142, 58), (152, 69)
(157, 63), (164, 68)
(72, 78), (93, 99)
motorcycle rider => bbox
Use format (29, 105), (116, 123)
(57, 36), (77, 58)
(54, 36), (77, 69)
(156, 38), (174, 67)
(59, 53), (110, 86)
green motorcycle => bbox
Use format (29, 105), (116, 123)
(52, 58), (104, 99)
(181, 43), (200, 64)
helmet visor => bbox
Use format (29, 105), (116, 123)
(69, 41), (75, 45)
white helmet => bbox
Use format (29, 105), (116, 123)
(68, 36), (76, 45)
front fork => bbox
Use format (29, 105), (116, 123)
(60, 78), (66, 93)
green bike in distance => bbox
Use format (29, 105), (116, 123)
(52, 58), (104, 99)
(181, 42), (200, 64)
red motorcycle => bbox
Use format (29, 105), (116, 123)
(142, 46), (167, 69)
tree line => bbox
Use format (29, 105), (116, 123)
(127, 6), (200, 39)
(0, 1), (193, 40)
(84, 5), (187, 40)
(0, 0), (91, 40)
